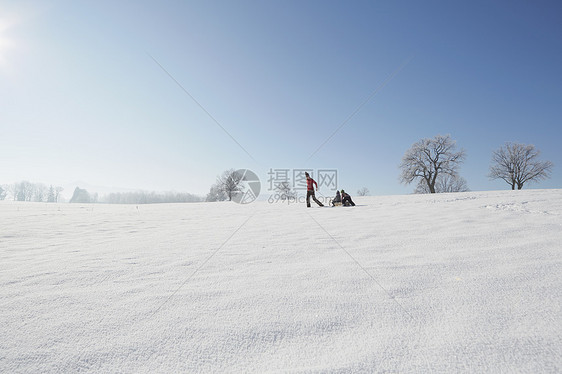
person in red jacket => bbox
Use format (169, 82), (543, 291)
(305, 172), (324, 207)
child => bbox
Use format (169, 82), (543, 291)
(332, 190), (342, 206)
(340, 189), (356, 206)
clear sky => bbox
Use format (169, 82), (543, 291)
(1, 0), (561, 199)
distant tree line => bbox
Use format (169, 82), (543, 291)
(0, 182), (64, 202)
(102, 190), (203, 204)
(67, 187), (202, 204)
(0, 183), (203, 204)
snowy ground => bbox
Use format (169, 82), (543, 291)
(1, 189), (561, 373)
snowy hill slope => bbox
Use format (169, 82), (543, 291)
(1, 189), (561, 373)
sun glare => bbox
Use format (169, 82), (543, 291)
(0, 17), (17, 69)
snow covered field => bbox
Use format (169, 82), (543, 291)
(1, 189), (561, 373)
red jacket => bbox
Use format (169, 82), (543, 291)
(306, 177), (318, 191)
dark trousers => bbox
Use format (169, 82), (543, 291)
(342, 196), (355, 206)
(306, 190), (324, 207)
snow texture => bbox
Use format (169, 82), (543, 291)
(1, 189), (561, 373)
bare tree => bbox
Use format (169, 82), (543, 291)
(357, 187), (370, 196)
(32, 183), (47, 202)
(0, 185), (6, 200)
(489, 142), (553, 190)
(415, 174), (469, 194)
(275, 182), (297, 200)
(400, 134), (466, 194)
(16, 181), (34, 201)
(5, 182), (64, 202)
(55, 186), (64, 202)
(10, 181), (41, 201)
(216, 169), (243, 201)
(438, 174), (469, 193)
(12, 183), (21, 201)
(47, 185), (56, 202)
(206, 184), (228, 202)
(6, 184), (17, 201)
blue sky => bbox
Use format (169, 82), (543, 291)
(1, 0), (561, 198)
